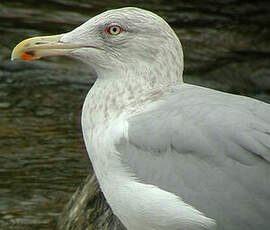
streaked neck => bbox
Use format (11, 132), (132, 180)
(83, 62), (182, 125)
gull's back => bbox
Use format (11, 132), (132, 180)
(118, 83), (270, 230)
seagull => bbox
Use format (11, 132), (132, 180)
(11, 7), (270, 230)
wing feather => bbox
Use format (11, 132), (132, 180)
(115, 84), (270, 230)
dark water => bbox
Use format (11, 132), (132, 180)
(0, 66), (91, 229)
(1, 0), (270, 229)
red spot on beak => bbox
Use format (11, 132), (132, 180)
(21, 52), (35, 61)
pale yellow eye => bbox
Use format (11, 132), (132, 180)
(106, 25), (122, 35)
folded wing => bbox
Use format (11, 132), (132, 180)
(116, 84), (270, 230)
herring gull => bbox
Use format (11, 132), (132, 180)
(11, 7), (270, 230)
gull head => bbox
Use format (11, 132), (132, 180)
(12, 7), (183, 81)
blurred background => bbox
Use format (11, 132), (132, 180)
(0, 0), (270, 229)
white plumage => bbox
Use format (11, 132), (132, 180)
(69, 8), (269, 230)
(12, 7), (270, 230)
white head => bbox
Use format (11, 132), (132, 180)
(12, 7), (184, 85)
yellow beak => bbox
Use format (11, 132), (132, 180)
(11, 34), (84, 61)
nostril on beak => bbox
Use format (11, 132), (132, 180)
(35, 42), (46, 45)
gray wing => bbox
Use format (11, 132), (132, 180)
(117, 84), (270, 230)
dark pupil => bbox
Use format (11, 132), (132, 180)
(112, 27), (117, 33)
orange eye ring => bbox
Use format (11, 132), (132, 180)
(105, 25), (122, 35)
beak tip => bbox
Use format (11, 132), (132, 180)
(11, 52), (21, 61)
(11, 34), (67, 62)
(11, 43), (23, 61)
(10, 54), (15, 61)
